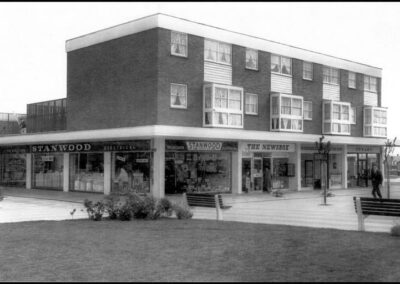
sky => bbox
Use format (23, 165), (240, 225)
(0, 1), (399, 147)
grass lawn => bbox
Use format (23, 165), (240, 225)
(0, 218), (400, 282)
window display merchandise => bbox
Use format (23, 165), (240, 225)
(33, 153), (63, 190)
(70, 153), (104, 193)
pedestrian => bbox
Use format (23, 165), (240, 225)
(263, 166), (272, 193)
(370, 163), (383, 200)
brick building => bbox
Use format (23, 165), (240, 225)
(0, 13), (388, 197)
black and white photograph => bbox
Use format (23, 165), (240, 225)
(0, 1), (399, 282)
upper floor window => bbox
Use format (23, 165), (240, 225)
(350, 106), (356, 124)
(271, 54), (292, 76)
(303, 101), (312, 120)
(245, 48), (258, 70)
(364, 106), (387, 137)
(204, 39), (231, 65)
(303, 61), (313, 80)
(323, 66), (339, 85)
(323, 100), (351, 135)
(245, 93), (258, 115)
(203, 83), (243, 128)
(364, 75), (377, 92)
(171, 31), (188, 57)
(348, 71), (356, 89)
(170, 83), (187, 109)
(271, 93), (303, 132)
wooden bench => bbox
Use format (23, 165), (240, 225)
(183, 193), (231, 221)
(353, 197), (400, 231)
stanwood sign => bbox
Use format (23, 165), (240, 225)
(243, 143), (295, 152)
(165, 140), (238, 151)
(31, 143), (92, 153)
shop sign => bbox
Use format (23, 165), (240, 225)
(347, 145), (380, 153)
(136, 159), (148, 163)
(0, 146), (28, 154)
(41, 155), (54, 162)
(301, 145), (342, 152)
(165, 140), (238, 151)
(31, 143), (92, 153)
(101, 140), (151, 152)
(243, 143), (295, 152)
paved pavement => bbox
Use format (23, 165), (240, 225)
(1, 183), (400, 233)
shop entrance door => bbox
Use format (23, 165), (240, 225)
(304, 160), (314, 187)
(262, 157), (271, 192)
(242, 158), (252, 192)
(357, 159), (368, 187)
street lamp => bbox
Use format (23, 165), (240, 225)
(315, 136), (331, 205)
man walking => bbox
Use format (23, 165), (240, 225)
(370, 163), (383, 200)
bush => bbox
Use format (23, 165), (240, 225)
(118, 204), (132, 221)
(172, 203), (193, 220)
(159, 197), (173, 216)
(103, 194), (121, 220)
(391, 224), (400, 237)
(83, 199), (105, 221)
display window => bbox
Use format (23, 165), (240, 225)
(70, 153), (104, 193)
(111, 152), (151, 194)
(0, 153), (26, 187)
(32, 153), (63, 190)
(272, 158), (289, 189)
(165, 152), (231, 194)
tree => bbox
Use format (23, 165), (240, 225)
(383, 137), (397, 199)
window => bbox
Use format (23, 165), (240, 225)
(245, 48), (258, 70)
(323, 66), (339, 85)
(245, 93), (258, 115)
(171, 31), (187, 57)
(303, 101), (312, 120)
(322, 101), (351, 135)
(170, 84), (187, 109)
(204, 39), (231, 65)
(350, 106), (356, 124)
(203, 83), (243, 128)
(364, 107), (387, 137)
(271, 93), (303, 132)
(348, 71), (356, 89)
(271, 54), (292, 75)
(303, 62), (313, 80)
(364, 75), (377, 92)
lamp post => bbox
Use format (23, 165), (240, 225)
(315, 136), (331, 205)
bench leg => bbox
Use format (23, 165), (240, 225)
(215, 195), (223, 221)
(355, 197), (365, 231)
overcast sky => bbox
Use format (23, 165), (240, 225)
(0, 2), (399, 143)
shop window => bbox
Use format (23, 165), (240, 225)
(171, 31), (187, 57)
(0, 153), (26, 187)
(203, 83), (243, 128)
(245, 48), (258, 70)
(204, 39), (231, 65)
(322, 100), (351, 135)
(364, 106), (387, 137)
(364, 75), (377, 92)
(245, 93), (258, 115)
(271, 54), (292, 76)
(111, 152), (151, 194)
(270, 93), (303, 132)
(32, 153), (63, 190)
(303, 61), (313, 80)
(303, 101), (312, 120)
(323, 66), (339, 85)
(170, 83), (187, 109)
(348, 71), (356, 89)
(70, 153), (104, 193)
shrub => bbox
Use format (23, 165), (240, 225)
(391, 224), (400, 237)
(159, 197), (173, 217)
(118, 204), (132, 221)
(103, 194), (121, 220)
(172, 203), (193, 219)
(83, 199), (105, 221)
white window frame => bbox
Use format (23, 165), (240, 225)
(350, 106), (356, 124)
(303, 101), (313, 120)
(363, 106), (387, 137)
(322, 100), (351, 135)
(245, 93), (258, 115)
(364, 75), (377, 93)
(323, 66), (339, 85)
(171, 31), (188, 57)
(203, 83), (243, 128)
(204, 39), (232, 65)
(271, 54), (292, 76)
(303, 61), (313, 80)
(245, 48), (258, 70)
(270, 93), (303, 132)
(348, 71), (356, 89)
(170, 83), (187, 109)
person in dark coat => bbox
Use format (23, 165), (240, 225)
(370, 164), (383, 200)
(263, 166), (272, 193)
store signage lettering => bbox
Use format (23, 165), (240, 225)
(31, 143), (92, 153)
(136, 159), (148, 163)
(348, 145), (380, 153)
(165, 140), (238, 151)
(41, 156), (54, 162)
(245, 143), (295, 152)
(186, 142), (222, 151)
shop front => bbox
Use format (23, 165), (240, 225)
(0, 146), (27, 187)
(165, 140), (237, 194)
(347, 145), (381, 188)
(241, 142), (296, 192)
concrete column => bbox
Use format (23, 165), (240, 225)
(231, 142), (242, 194)
(380, 146), (386, 189)
(296, 143), (301, 191)
(152, 137), (165, 199)
(63, 153), (69, 192)
(104, 152), (111, 195)
(26, 153), (32, 189)
(342, 144), (348, 189)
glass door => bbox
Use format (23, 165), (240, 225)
(304, 160), (313, 187)
(253, 158), (262, 191)
(242, 158), (252, 192)
(357, 159), (368, 187)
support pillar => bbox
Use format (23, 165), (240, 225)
(63, 153), (69, 192)
(152, 137), (165, 199)
(342, 144), (348, 189)
(296, 143), (301, 191)
(232, 142), (242, 194)
(26, 153), (32, 189)
(104, 152), (111, 195)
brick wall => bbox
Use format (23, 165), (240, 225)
(66, 29), (159, 131)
